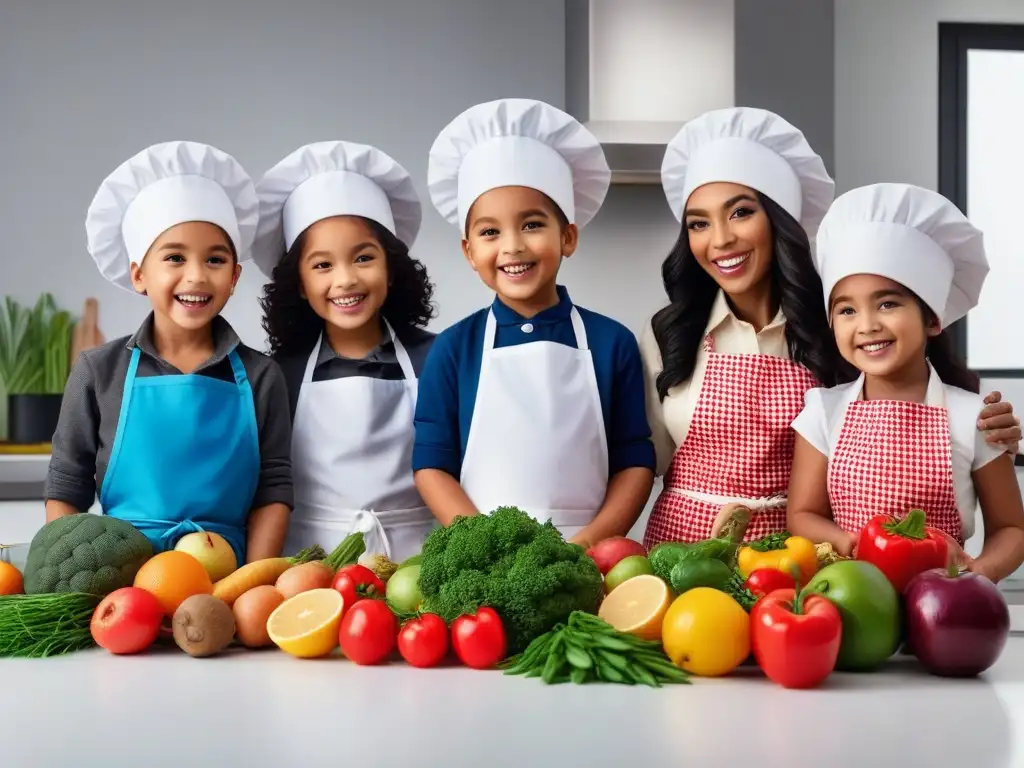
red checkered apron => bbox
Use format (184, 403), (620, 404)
(828, 399), (963, 545)
(644, 335), (820, 547)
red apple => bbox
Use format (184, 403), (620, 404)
(904, 565), (1010, 677)
(90, 587), (164, 655)
(585, 537), (647, 575)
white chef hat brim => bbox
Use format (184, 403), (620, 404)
(661, 107), (834, 239)
(252, 141), (422, 278)
(815, 183), (988, 328)
(428, 98), (611, 234)
(85, 141), (258, 293)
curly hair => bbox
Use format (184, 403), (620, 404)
(650, 192), (854, 400)
(260, 217), (436, 355)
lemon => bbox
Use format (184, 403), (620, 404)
(661, 587), (750, 677)
(597, 574), (671, 641)
(267, 588), (343, 658)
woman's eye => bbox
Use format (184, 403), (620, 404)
(730, 207), (755, 219)
(686, 220), (707, 231)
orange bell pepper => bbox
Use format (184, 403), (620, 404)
(738, 536), (818, 585)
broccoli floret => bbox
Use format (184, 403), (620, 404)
(417, 506), (604, 653)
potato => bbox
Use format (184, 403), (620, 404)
(172, 594), (235, 657)
(275, 561), (334, 599)
(233, 585), (285, 648)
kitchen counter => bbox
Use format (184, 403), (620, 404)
(3, 640), (1023, 767)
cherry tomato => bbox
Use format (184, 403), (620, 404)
(398, 613), (449, 668)
(331, 564), (386, 609)
(744, 568), (796, 599)
(451, 607), (507, 669)
(338, 599), (398, 665)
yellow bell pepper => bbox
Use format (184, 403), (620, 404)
(737, 536), (819, 584)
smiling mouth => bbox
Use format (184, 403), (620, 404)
(330, 294), (366, 309)
(858, 340), (894, 354)
(499, 262), (535, 278)
(711, 252), (751, 272)
(175, 293), (212, 308)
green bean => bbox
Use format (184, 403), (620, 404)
(541, 636), (566, 684)
(596, 660), (629, 684)
(570, 666), (591, 685)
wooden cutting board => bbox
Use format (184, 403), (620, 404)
(71, 298), (105, 364)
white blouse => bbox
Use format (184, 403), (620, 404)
(640, 290), (789, 476)
(791, 364), (1003, 538)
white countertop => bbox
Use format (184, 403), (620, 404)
(3, 639), (1024, 767)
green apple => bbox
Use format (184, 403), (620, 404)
(605, 555), (654, 593)
(805, 560), (900, 671)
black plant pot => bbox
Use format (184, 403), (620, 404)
(7, 394), (63, 444)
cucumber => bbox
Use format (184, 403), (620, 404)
(669, 557), (733, 594)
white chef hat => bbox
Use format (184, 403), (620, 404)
(86, 141), (258, 293)
(251, 141), (422, 278)
(815, 183), (988, 327)
(661, 107), (834, 239)
(428, 98), (611, 234)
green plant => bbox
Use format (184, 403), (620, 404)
(0, 294), (75, 395)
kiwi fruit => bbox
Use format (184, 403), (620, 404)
(172, 594), (236, 657)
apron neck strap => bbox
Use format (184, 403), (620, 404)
(303, 320), (417, 384)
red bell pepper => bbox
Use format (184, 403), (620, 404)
(743, 568), (796, 599)
(751, 579), (842, 689)
(855, 508), (949, 594)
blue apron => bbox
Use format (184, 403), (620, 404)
(99, 346), (260, 564)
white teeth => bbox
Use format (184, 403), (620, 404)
(714, 253), (749, 269)
(862, 342), (892, 352)
(331, 295), (364, 307)
(176, 294), (210, 304)
(501, 264), (533, 275)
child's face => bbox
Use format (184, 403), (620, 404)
(461, 186), (578, 312)
(830, 274), (941, 378)
(297, 216), (389, 334)
(131, 221), (239, 331)
(684, 182), (773, 298)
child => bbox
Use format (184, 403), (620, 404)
(787, 183), (1024, 582)
(413, 98), (656, 547)
(45, 141), (294, 564)
(253, 141), (437, 561)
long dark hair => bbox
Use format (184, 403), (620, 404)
(918, 302), (979, 393)
(260, 217), (436, 356)
(651, 193), (853, 399)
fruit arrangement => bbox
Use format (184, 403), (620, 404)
(0, 505), (1011, 690)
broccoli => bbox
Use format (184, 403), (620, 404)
(417, 506), (604, 653)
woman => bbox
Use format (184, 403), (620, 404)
(254, 141), (437, 561)
(640, 107), (1020, 548)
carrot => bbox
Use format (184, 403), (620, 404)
(212, 545), (325, 606)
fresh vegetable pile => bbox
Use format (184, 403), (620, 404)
(416, 505), (604, 653)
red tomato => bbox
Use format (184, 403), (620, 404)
(751, 587), (842, 689)
(398, 613), (449, 668)
(90, 587), (164, 655)
(451, 607), (507, 669)
(338, 598), (398, 665)
(744, 568), (796, 599)
(331, 564), (386, 609)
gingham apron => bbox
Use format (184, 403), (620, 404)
(644, 335), (820, 547)
(828, 398), (963, 546)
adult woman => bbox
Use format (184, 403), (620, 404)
(640, 107), (1020, 548)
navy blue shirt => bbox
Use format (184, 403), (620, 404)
(413, 285), (656, 478)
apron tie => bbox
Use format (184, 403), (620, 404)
(350, 510), (392, 561)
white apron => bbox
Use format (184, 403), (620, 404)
(459, 307), (608, 540)
(284, 321), (435, 562)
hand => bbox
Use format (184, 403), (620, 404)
(979, 392), (1021, 453)
(942, 533), (975, 570)
(837, 532), (858, 558)
(568, 533), (592, 549)
(967, 559), (998, 583)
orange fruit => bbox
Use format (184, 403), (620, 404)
(598, 574), (671, 641)
(267, 588), (344, 658)
(134, 551), (214, 616)
(661, 587), (750, 677)
(0, 561), (24, 595)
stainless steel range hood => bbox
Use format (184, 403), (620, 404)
(566, 0), (737, 185)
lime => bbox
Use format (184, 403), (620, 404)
(604, 555), (654, 593)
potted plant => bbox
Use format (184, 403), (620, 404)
(0, 294), (74, 445)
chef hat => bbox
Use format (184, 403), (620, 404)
(661, 107), (834, 239)
(815, 183), (988, 327)
(251, 141), (422, 277)
(86, 141), (258, 293)
(428, 98), (611, 234)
